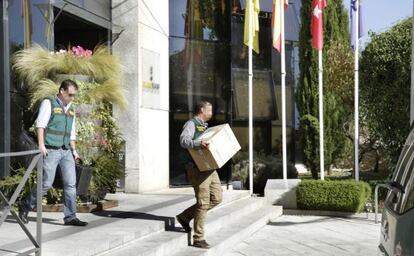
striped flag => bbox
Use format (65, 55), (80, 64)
(272, 0), (289, 52)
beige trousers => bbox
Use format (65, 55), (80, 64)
(177, 162), (223, 241)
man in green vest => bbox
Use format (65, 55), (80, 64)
(19, 79), (87, 226)
(176, 101), (223, 249)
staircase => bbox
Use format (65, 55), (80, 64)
(100, 191), (282, 256)
(0, 189), (282, 256)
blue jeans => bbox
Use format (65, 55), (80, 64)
(23, 148), (77, 221)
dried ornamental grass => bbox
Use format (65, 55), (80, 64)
(12, 44), (126, 110)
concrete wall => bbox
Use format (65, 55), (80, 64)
(112, 0), (169, 192)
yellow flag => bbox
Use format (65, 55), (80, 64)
(23, 0), (32, 48)
(244, 0), (260, 54)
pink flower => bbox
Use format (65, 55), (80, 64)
(53, 46), (93, 57)
(100, 139), (109, 147)
(71, 46), (93, 57)
(84, 50), (93, 57)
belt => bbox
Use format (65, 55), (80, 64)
(46, 145), (69, 150)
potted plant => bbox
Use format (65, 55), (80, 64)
(12, 45), (126, 209)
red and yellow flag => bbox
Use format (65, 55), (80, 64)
(272, 0), (288, 52)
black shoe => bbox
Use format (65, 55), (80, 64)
(18, 203), (29, 224)
(193, 240), (210, 249)
(64, 218), (88, 226)
(176, 215), (191, 232)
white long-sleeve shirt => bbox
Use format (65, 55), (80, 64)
(36, 97), (76, 140)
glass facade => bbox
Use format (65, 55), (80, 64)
(169, 0), (232, 185)
(0, 0), (110, 178)
(169, 0), (299, 185)
(9, 0), (49, 162)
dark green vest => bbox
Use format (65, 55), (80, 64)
(179, 117), (208, 166)
(192, 117), (207, 139)
(44, 97), (75, 149)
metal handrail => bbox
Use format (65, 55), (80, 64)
(0, 150), (43, 256)
(375, 183), (391, 224)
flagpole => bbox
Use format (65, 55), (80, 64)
(354, 0), (360, 181)
(248, 0), (254, 195)
(318, 49), (324, 180)
(281, 0), (287, 181)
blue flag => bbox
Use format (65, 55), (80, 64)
(350, 0), (365, 48)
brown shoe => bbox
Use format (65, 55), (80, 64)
(193, 240), (210, 249)
(176, 215), (191, 232)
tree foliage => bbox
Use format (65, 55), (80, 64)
(297, 0), (352, 178)
(324, 42), (354, 165)
(360, 18), (412, 165)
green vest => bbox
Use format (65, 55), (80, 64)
(192, 117), (207, 140)
(44, 97), (75, 149)
(179, 117), (207, 165)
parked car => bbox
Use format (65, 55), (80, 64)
(378, 129), (414, 256)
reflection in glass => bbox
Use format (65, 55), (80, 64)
(232, 68), (277, 120)
(170, 0), (230, 41)
(170, 38), (229, 112)
(169, 0), (231, 184)
(169, 0), (299, 184)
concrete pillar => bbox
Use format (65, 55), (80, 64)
(112, 0), (169, 192)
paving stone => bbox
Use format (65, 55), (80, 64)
(224, 215), (381, 256)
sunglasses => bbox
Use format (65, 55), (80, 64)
(68, 93), (77, 97)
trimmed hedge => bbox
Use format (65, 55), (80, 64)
(297, 180), (372, 212)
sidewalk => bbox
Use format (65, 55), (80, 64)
(225, 215), (381, 256)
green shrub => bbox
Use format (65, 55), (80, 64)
(360, 18), (412, 164)
(297, 180), (372, 212)
(0, 166), (62, 205)
(0, 167), (34, 201)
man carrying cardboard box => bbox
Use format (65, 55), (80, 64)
(176, 101), (223, 249)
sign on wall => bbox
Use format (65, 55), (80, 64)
(142, 48), (161, 109)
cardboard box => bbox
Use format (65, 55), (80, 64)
(189, 124), (241, 171)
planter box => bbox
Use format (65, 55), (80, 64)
(265, 179), (301, 209)
(35, 199), (118, 213)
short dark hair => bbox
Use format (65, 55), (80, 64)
(195, 101), (212, 114)
(59, 79), (78, 91)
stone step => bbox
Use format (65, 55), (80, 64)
(2, 190), (250, 256)
(145, 190), (251, 219)
(171, 205), (283, 256)
(101, 197), (270, 256)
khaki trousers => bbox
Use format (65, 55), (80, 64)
(178, 162), (223, 241)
